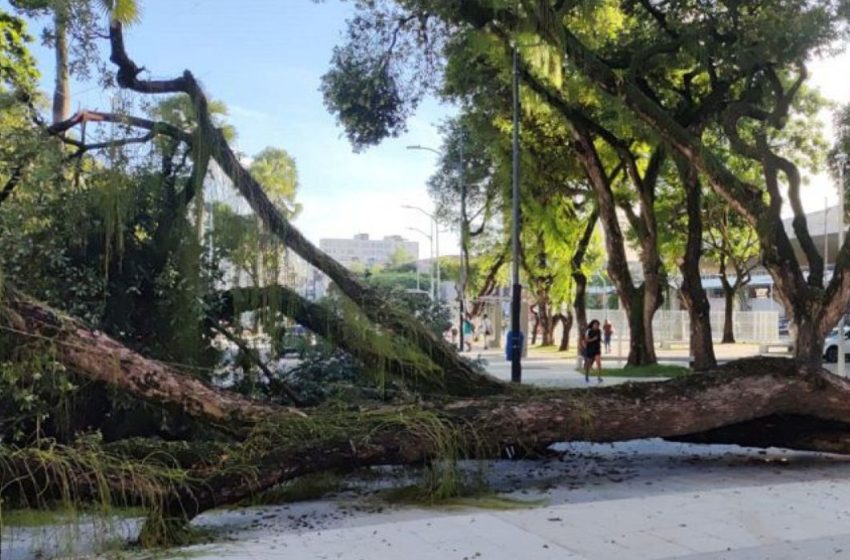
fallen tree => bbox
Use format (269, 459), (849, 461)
(98, 21), (499, 397)
(1, 287), (301, 429)
(10, 9), (850, 553)
(213, 286), (448, 391)
(8, 286), (850, 545)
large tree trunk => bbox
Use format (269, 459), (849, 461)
(675, 155), (717, 370)
(140, 357), (850, 543)
(9, 289), (850, 544)
(625, 289), (657, 366)
(795, 313), (826, 366)
(722, 284), (736, 344)
(569, 207), (597, 353)
(1, 288), (301, 429)
(570, 129), (656, 366)
(529, 306), (540, 345)
(556, 311), (573, 351)
(573, 272), (588, 351)
(539, 299), (554, 346)
(52, 9), (71, 124)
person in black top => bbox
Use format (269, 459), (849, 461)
(583, 319), (603, 383)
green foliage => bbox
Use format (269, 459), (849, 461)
(249, 147), (301, 217)
(365, 274), (452, 337)
(97, 0), (141, 24)
(320, 0), (445, 150)
(0, 353), (77, 444)
(0, 436), (188, 535)
(0, 10), (38, 96)
(321, 42), (409, 149)
(249, 472), (343, 505)
(580, 364), (690, 378)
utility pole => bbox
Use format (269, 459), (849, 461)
(510, 43), (523, 383)
(836, 154), (847, 377)
(459, 129), (467, 353)
(435, 226), (440, 303)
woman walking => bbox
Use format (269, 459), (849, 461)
(583, 319), (603, 383)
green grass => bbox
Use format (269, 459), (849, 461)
(529, 345), (568, 354)
(379, 485), (547, 510)
(578, 364), (690, 378)
(248, 472), (344, 505)
(0, 507), (146, 528)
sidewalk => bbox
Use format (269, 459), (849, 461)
(164, 440), (850, 560)
(473, 343), (776, 387)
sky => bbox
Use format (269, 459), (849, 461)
(6, 0), (850, 259)
(6, 0), (453, 259)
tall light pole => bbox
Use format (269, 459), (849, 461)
(402, 204), (440, 300)
(458, 131), (467, 354)
(509, 42), (522, 383)
(406, 226), (434, 298)
(406, 145), (465, 351)
(838, 153), (847, 376)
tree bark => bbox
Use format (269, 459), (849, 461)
(1, 288), (302, 429)
(573, 273), (588, 352)
(9, 293), (850, 545)
(529, 306), (540, 345)
(555, 311), (572, 351)
(722, 285), (736, 344)
(625, 290), (656, 366)
(674, 155), (717, 369)
(141, 356), (850, 543)
(52, 8), (71, 124)
(469, 246), (508, 318)
(570, 127), (656, 365)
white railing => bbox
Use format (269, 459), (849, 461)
(582, 309), (780, 343)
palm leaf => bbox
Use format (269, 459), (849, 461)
(96, 0), (141, 25)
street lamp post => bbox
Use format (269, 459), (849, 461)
(509, 42), (523, 383)
(838, 153), (847, 376)
(402, 204), (440, 300)
(406, 145), (464, 351)
(406, 226), (433, 298)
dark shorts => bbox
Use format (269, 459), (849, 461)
(584, 347), (601, 359)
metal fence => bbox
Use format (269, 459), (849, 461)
(583, 309), (781, 344)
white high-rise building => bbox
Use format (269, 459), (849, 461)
(319, 234), (418, 269)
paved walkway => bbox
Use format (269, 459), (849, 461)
(166, 440), (850, 560)
(474, 343), (769, 387)
(181, 483), (850, 559)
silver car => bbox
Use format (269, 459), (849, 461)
(823, 326), (850, 363)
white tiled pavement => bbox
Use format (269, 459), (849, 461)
(165, 441), (850, 560)
(178, 479), (850, 559)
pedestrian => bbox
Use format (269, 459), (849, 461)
(481, 313), (493, 350)
(462, 315), (474, 352)
(450, 327), (458, 345)
(583, 319), (603, 383)
(603, 320), (613, 353)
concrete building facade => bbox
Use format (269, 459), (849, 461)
(319, 234), (418, 269)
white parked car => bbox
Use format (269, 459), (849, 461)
(823, 326), (850, 363)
